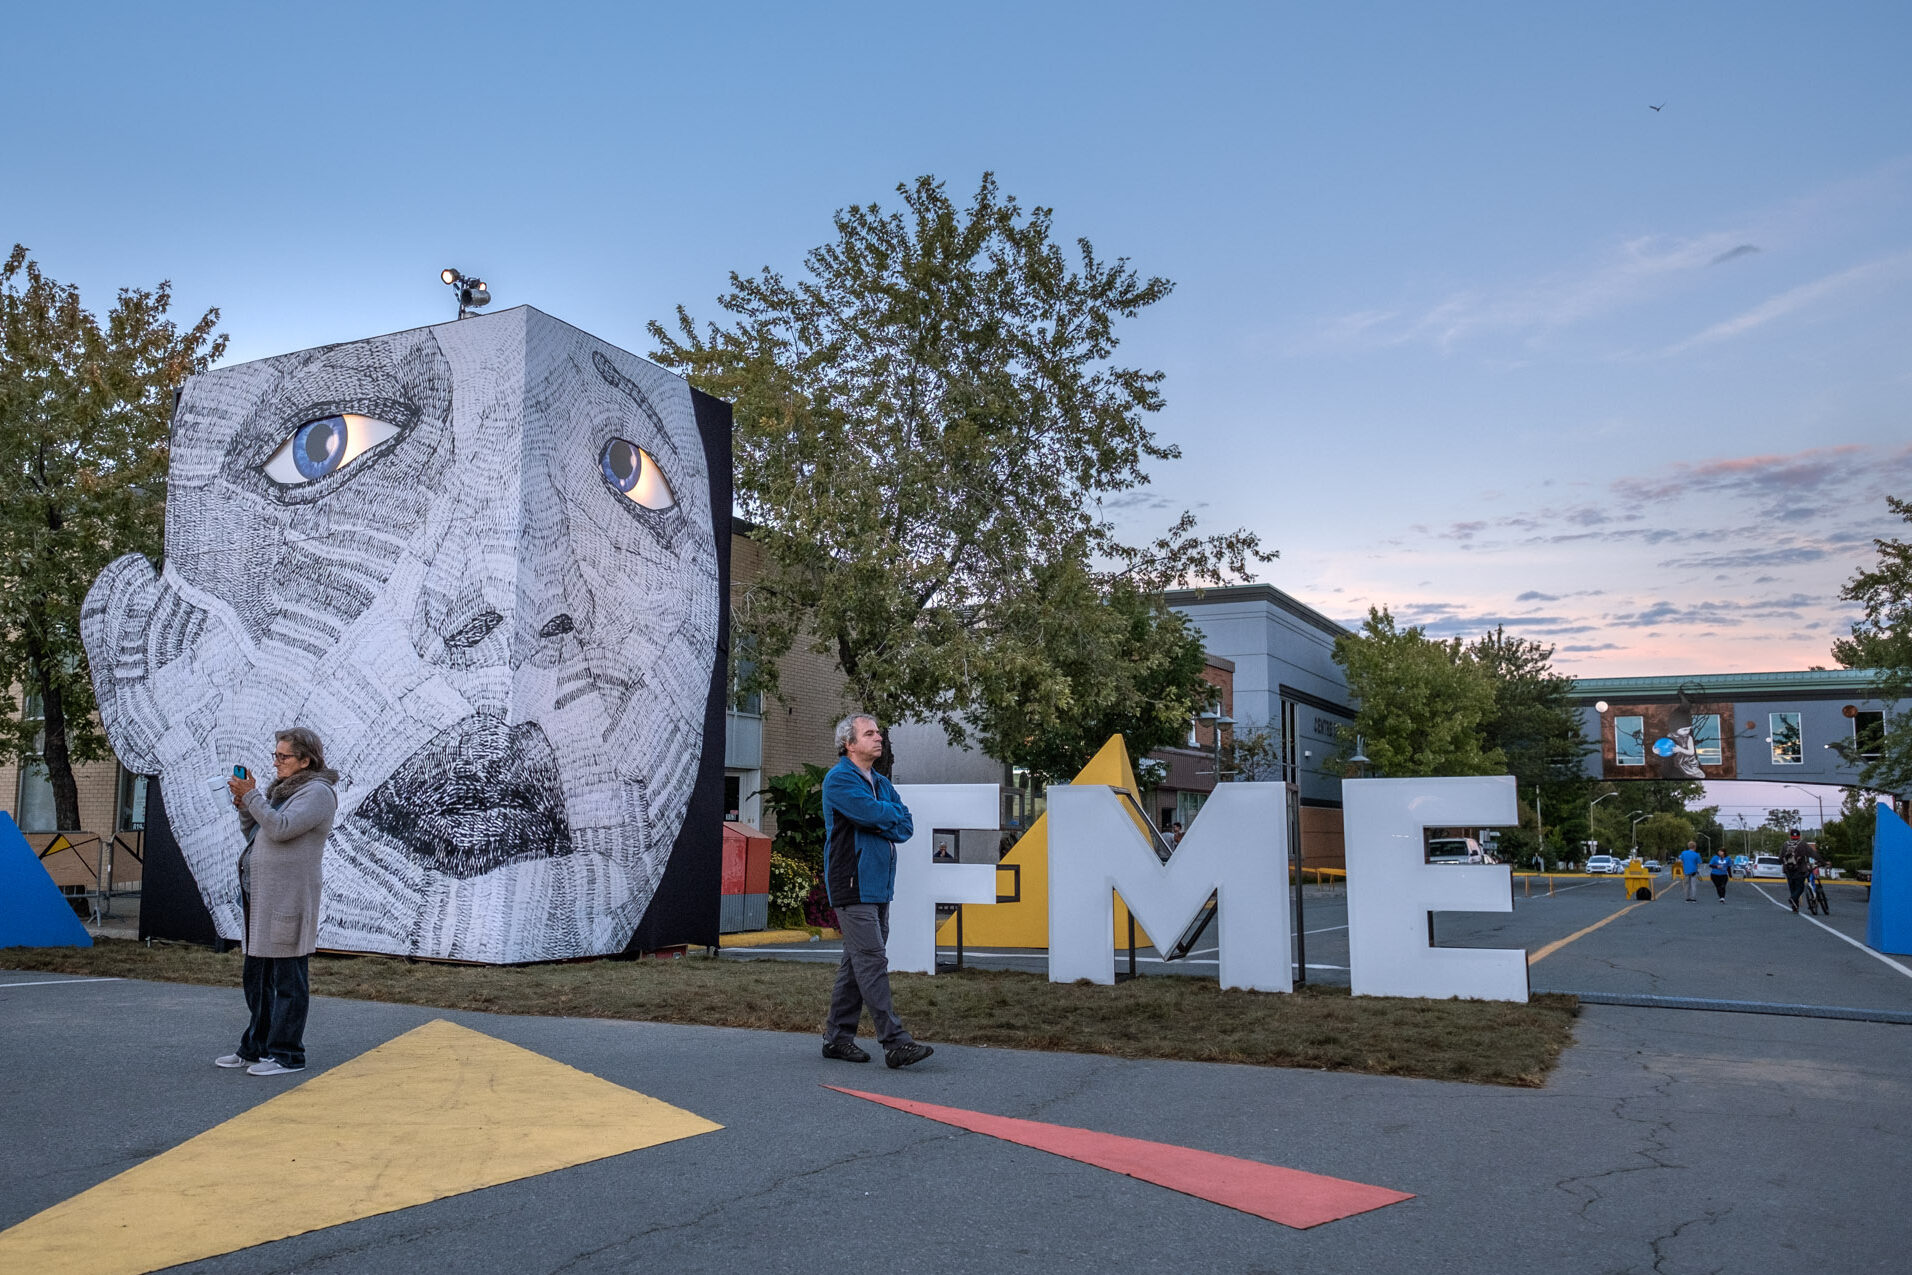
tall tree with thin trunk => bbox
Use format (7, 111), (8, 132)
(651, 174), (1269, 740)
(0, 246), (225, 828)
(1832, 497), (1912, 796)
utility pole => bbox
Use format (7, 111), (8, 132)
(1535, 787), (1544, 859)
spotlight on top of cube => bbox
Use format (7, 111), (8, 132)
(440, 267), (491, 319)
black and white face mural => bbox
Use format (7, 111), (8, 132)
(81, 308), (722, 962)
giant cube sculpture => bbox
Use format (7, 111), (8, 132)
(81, 307), (727, 962)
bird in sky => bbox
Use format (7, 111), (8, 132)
(1649, 101), (1667, 111)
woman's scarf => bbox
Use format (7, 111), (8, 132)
(266, 764), (340, 806)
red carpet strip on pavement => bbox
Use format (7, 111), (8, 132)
(826, 1086), (1413, 1228)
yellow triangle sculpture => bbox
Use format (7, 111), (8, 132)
(937, 733), (1154, 950)
(0, 1019), (722, 1275)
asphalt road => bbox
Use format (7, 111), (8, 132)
(4, 873), (1909, 1274)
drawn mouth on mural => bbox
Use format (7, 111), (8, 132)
(354, 714), (574, 878)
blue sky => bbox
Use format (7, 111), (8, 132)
(6, 1), (1907, 715)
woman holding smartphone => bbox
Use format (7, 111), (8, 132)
(215, 727), (337, 1076)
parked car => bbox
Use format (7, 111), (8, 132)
(1749, 854), (1786, 878)
(1427, 836), (1486, 864)
(1644, 859), (1664, 874)
(1585, 854), (1622, 874)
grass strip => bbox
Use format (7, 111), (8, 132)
(4, 939), (1578, 1087)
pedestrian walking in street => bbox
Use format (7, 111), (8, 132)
(1708, 848), (1732, 902)
(216, 727), (337, 1076)
(819, 713), (933, 1069)
(1680, 841), (1703, 902)
(1781, 830), (1810, 912)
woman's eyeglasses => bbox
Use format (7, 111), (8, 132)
(272, 751), (298, 762)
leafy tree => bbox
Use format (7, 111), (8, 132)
(1763, 808), (1802, 834)
(1332, 607), (1503, 777)
(1467, 627), (1592, 849)
(1817, 788), (1878, 872)
(1831, 499), (1912, 795)
(1636, 812), (1695, 856)
(1586, 779), (1709, 852)
(650, 173), (1268, 743)
(0, 247), (224, 828)
(1833, 496), (1912, 674)
(970, 559), (1211, 785)
(1467, 628), (1588, 784)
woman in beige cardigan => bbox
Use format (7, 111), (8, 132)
(214, 727), (338, 1076)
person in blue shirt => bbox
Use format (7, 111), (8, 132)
(1707, 849), (1732, 902)
(819, 713), (933, 1069)
(1679, 841), (1703, 902)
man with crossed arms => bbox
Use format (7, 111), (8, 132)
(819, 712), (934, 1069)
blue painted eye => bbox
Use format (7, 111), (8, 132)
(292, 417), (344, 478)
(263, 414), (400, 486)
(600, 438), (675, 509)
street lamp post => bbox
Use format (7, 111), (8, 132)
(1780, 784), (1826, 834)
(1589, 791), (1618, 856)
(1629, 810), (1648, 856)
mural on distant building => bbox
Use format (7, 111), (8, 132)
(80, 308), (723, 962)
(1600, 701), (1735, 781)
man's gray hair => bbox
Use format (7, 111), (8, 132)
(834, 712), (879, 756)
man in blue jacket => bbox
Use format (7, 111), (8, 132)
(821, 712), (933, 1068)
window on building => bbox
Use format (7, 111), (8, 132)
(1006, 766), (1047, 830)
(16, 760), (57, 833)
(1175, 789), (1207, 827)
(1614, 716), (1646, 767)
(1854, 710), (1886, 761)
(722, 775), (742, 821)
(1770, 712), (1802, 765)
(1692, 714), (1722, 766)
(116, 766), (148, 832)
(14, 690), (55, 832)
(729, 639), (762, 716)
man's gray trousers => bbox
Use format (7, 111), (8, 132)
(826, 902), (915, 1049)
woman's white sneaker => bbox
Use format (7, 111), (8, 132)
(246, 1059), (305, 1076)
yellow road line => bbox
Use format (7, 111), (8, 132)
(1528, 900), (1650, 966)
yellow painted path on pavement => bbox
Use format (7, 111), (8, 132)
(0, 1019), (721, 1275)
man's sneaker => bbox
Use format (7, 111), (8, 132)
(213, 1054), (257, 1069)
(246, 1058), (305, 1076)
(821, 1038), (870, 1063)
(885, 1042), (933, 1069)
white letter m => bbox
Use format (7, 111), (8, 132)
(1047, 783), (1291, 992)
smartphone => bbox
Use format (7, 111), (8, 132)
(232, 765), (249, 780)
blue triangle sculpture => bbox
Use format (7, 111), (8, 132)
(0, 812), (93, 949)
(1868, 803), (1912, 958)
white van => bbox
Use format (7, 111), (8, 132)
(1427, 837), (1487, 864)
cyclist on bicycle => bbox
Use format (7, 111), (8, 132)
(1804, 842), (1830, 916)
